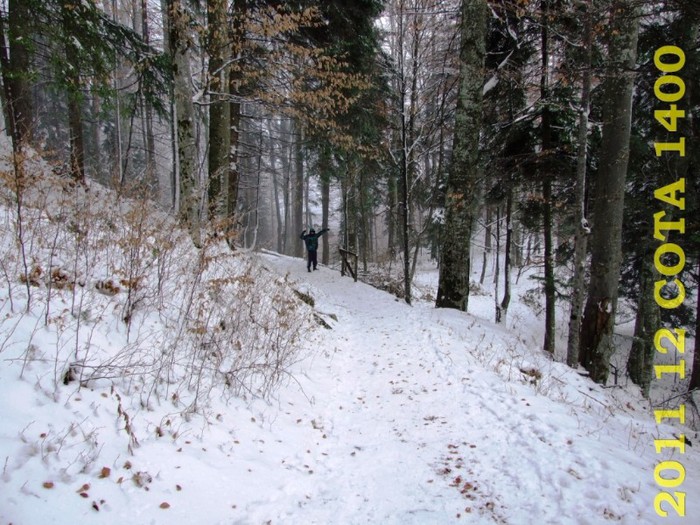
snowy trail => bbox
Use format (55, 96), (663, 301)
(3, 250), (697, 525)
(254, 254), (696, 525)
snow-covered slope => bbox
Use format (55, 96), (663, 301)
(1, 228), (698, 523)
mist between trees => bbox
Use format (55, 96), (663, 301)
(0, 0), (698, 395)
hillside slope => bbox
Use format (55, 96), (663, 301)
(1, 241), (698, 524)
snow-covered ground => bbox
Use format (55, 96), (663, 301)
(0, 156), (697, 523)
(1, 241), (698, 524)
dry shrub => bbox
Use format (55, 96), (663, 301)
(0, 150), (310, 417)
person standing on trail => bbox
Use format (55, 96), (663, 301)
(300, 228), (329, 272)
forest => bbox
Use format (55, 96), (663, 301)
(1, 0), (698, 393)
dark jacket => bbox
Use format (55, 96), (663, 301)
(300, 229), (328, 252)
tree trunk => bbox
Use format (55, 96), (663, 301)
(676, 4), (699, 394)
(226, 0), (246, 246)
(387, 166), (398, 259)
(320, 146), (331, 265)
(627, 250), (660, 398)
(294, 119), (305, 257)
(3, 0), (34, 150)
(140, 0), (157, 194)
(282, 140), (291, 254)
(360, 167), (371, 272)
(480, 206), (491, 285)
(436, 0), (487, 311)
(62, 1), (86, 184)
(167, 0), (201, 246)
(395, 8), (411, 304)
(207, 0), (230, 219)
(0, 14), (12, 135)
(66, 93), (86, 184)
(579, 0), (640, 383)
(270, 144), (284, 254)
(500, 190), (513, 322)
(400, 123), (411, 304)
(566, 0), (593, 367)
(543, 179), (555, 352)
(494, 205), (501, 322)
(690, 261), (700, 391)
(540, 0), (555, 354)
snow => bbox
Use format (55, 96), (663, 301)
(1, 172), (698, 524)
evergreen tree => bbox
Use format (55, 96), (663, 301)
(617, 2), (698, 393)
(1, 0), (168, 182)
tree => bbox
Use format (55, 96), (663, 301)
(293, 118), (305, 258)
(690, 262), (700, 392)
(0, 0), (34, 151)
(540, 0), (556, 354)
(61, 0), (87, 183)
(226, 0), (247, 244)
(627, 249), (660, 397)
(0, 0), (168, 187)
(436, 0), (487, 311)
(479, 0), (535, 324)
(165, 0), (201, 246)
(565, 0), (594, 367)
(579, 0), (640, 383)
(207, 0), (231, 220)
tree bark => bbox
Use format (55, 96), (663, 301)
(3, 0), (34, 151)
(62, 1), (86, 184)
(436, 0), (487, 311)
(226, 0), (246, 247)
(294, 119), (305, 257)
(566, 0), (593, 367)
(500, 190), (513, 323)
(627, 250), (660, 398)
(579, 0), (640, 383)
(480, 206), (491, 285)
(207, 0), (230, 219)
(540, 0), (556, 354)
(166, 0), (201, 246)
(387, 164), (398, 259)
(400, 116), (411, 304)
(689, 260), (700, 391)
(543, 178), (555, 352)
(320, 145), (331, 265)
(270, 136), (284, 254)
(139, 0), (157, 194)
